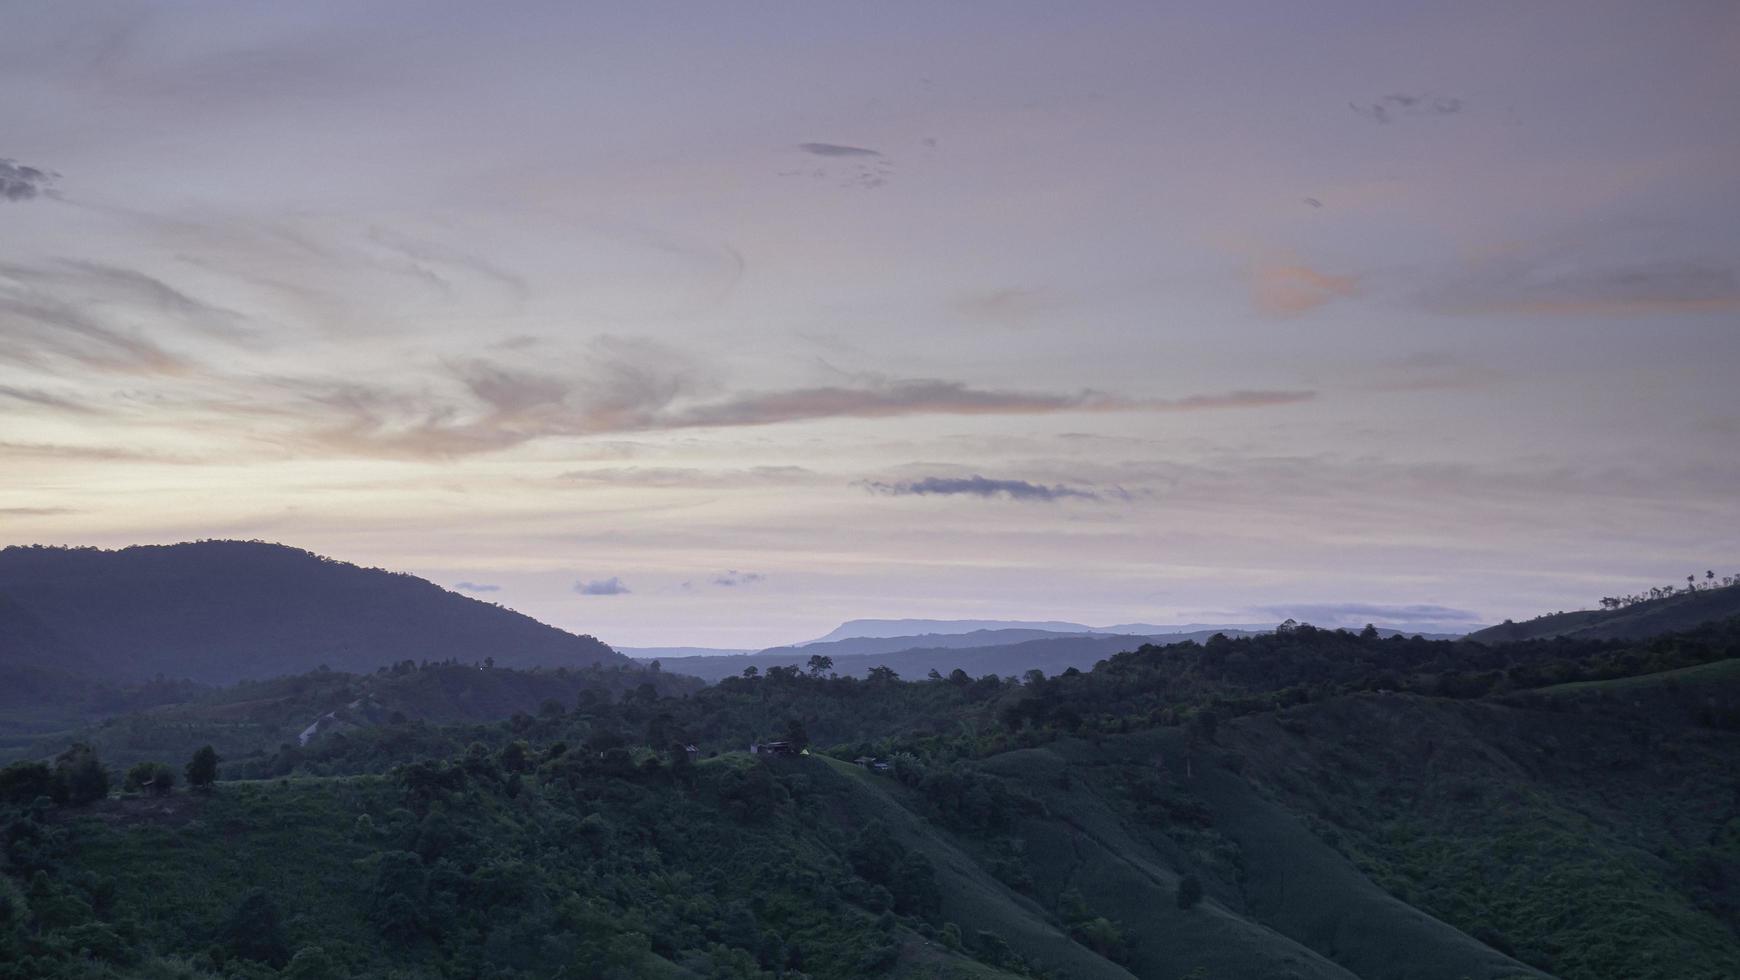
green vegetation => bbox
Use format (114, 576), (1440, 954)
(2, 612), (1738, 978)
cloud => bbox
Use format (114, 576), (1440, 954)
(0, 441), (198, 463)
(797, 142), (881, 157)
(0, 507), (75, 516)
(453, 581), (501, 593)
(0, 259), (252, 375)
(0, 385), (105, 414)
(952, 287), (1058, 324)
(575, 576), (631, 596)
(0, 159), (56, 201)
(1350, 93), (1463, 124)
(295, 341), (1316, 459)
(712, 570), (766, 587)
(558, 465), (817, 488)
(1252, 262), (1359, 316)
(786, 143), (894, 188)
(861, 475), (1100, 502)
(1425, 256), (1740, 317)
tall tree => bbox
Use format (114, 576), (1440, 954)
(186, 745), (220, 789)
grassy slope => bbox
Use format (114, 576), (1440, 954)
(1222, 693), (1740, 980)
(988, 734), (1545, 980)
(811, 756), (1141, 980)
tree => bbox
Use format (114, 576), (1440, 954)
(186, 745), (220, 789)
(1176, 874), (1203, 909)
(224, 888), (291, 966)
(806, 654), (834, 677)
(0, 760), (56, 804)
(784, 717), (810, 750)
(54, 742), (108, 806)
(498, 741), (530, 773)
(124, 762), (174, 796)
(742, 665), (759, 678)
(867, 665), (900, 683)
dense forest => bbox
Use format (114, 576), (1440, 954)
(3, 590), (1738, 979)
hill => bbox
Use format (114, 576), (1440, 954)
(1469, 582), (1740, 644)
(0, 541), (624, 683)
(5, 610), (1739, 978)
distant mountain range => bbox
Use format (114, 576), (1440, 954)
(0, 541), (625, 684)
(797, 618), (1277, 644)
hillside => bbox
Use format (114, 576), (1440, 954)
(0, 541), (624, 683)
(5, 612), (1739, 979)
(1469, 582), (1740, 644)
(2, 660), (704, 774)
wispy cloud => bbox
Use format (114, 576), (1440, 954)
(292, 341), (1316, 459)
(1252, 261), (1359, 316)
(786, 143), (894, 188)
(575, 576), (631, 596)
(453, 581), (501, 593)
(0, 159), (56, 201)
(0, 507), (76, 516)
(558, 465), (816, 488)
(1349, 93), (1464, 124)
(1426, 254), (1740, 317)
(0, 441), (199, 463)
(797, 142), (881, 158)
(0, 259), (253, 376)
(951, 287), (1058, 325)
(712, 569), (766, 587)
(0, 385), (106, 414)
(861, 475), (1101, 502)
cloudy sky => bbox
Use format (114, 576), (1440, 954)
(3, 1), (1737, 647)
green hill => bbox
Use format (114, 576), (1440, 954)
(4, 609), (1739, 979)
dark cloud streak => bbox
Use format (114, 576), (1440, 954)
(1350, 93), (1463, 124)
(0, 159), (56, 201)
(575, 577), (631, 596)
(862, 475), (1100, 502)
(798, 142), (881, 157)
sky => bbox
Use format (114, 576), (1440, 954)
(2, 1), (1738, 648)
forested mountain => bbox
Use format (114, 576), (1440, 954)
(0, 541), (623, 683)
(1467, 577), (1740, 643)
(4, 612), (1737, 979)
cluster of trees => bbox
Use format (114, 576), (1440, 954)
(0, 744), (221, 809)
(1600, 571), (1736, 609)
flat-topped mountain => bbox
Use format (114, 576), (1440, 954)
(0, 541), (624, 683)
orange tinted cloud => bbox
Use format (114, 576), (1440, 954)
(1252, 263), (1360, 316)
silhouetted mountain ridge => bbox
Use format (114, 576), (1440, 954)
(0, 541), (624, 683)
